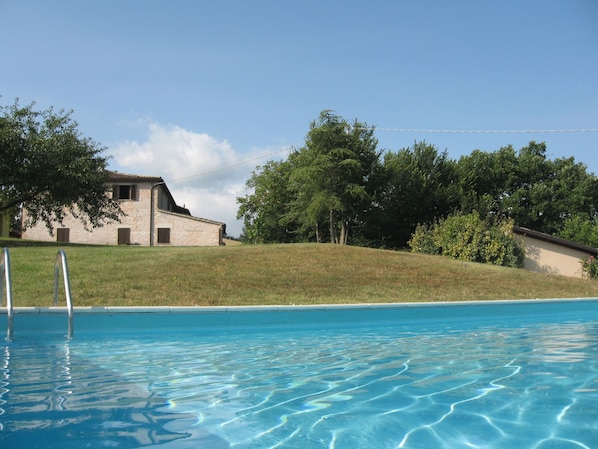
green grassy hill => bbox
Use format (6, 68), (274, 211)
(2, 240), (597, 307)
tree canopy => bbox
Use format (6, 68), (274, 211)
(0, 100), (123, 233)
(289, 111), (381, 244)
(237, 111), (598, 249)
(373, 142), (461, 248)
(456, 142), (598, 236)
(236, 159), (297, 244)
(238, 111), (382, 244)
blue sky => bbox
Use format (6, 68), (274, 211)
(1, 1), (597, 237)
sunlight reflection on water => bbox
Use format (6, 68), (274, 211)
(1, 301), (598, 448)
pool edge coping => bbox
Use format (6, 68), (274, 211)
(2, 297), (598, 315)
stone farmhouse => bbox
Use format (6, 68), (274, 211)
(514, 226), (598, 279)
(22, 171), (226, 246)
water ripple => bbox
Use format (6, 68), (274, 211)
(2, 320), (598, 448)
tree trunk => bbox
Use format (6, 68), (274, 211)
(329, 208), (337, 243)
(340, 220), (348, 245)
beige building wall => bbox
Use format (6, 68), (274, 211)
(521, 235), (586, 278)
(155, 211), (223, 246)
(22, 179), (224, 246)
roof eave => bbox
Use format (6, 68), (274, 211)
(513, 225), (598, 256)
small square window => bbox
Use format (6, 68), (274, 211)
(57, 228), (70, 243)
(157, 228), (171, 244)
(113, 185), (138, 200)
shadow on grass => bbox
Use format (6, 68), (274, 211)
(0, 238), (103, 248)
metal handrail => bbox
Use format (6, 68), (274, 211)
(1, 247), (14, 339)
(54, 250), (74, 338)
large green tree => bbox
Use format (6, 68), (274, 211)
(457, 141), (598, 236)
(559, 214), (598, 248)
(0, 100), (123, 233)
(236, 111), (382, 245)
(375, 142), (461, 248)
(457, 145), (519, 216)
(290, 111), (381, 244)
(236, 159), (299, 243)
(507, 143), (598, 235)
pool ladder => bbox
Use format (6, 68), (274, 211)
(1, 247), (14, 339)
(2, 248), (74, 339)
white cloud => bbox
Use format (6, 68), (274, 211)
(112, 123), (239, 184)
(168, 183), (247, 236)
(108, 121), (289, 237)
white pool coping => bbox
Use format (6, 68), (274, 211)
(2, 297), (597, 315)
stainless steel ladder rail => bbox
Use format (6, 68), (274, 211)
(1, 247), (14, 339)
(54, 250), (74, 338)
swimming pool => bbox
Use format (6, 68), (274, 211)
(1, 299), (598, 448)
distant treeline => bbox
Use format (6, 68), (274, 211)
(237, 111), (598, 249)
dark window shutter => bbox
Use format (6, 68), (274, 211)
(57, 228), (70, 243)
(157, 228), (170, 244)
(118, 228), (131, 245)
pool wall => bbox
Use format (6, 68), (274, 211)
(1, 298), (597, 337)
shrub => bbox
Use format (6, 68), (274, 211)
(581, 256), (598, 279)
(408, 223), (439, 255)
(408, 212), (524, 268)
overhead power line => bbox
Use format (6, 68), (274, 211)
(369, 128), (598, 133)
(169, 127), (597, 183)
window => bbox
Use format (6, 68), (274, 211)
(118, 228), (131, 245)
(157, 228), (171, 244)
(57, 228), (70, 243)
(112, 184), (138, 200)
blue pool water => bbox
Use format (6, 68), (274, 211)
(1, 300), (598, 448)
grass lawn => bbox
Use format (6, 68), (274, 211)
(1, 239), (598, 307)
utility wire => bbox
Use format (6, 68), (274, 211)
(171, 127), (597, 183)
(369, 128), (598, 133)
